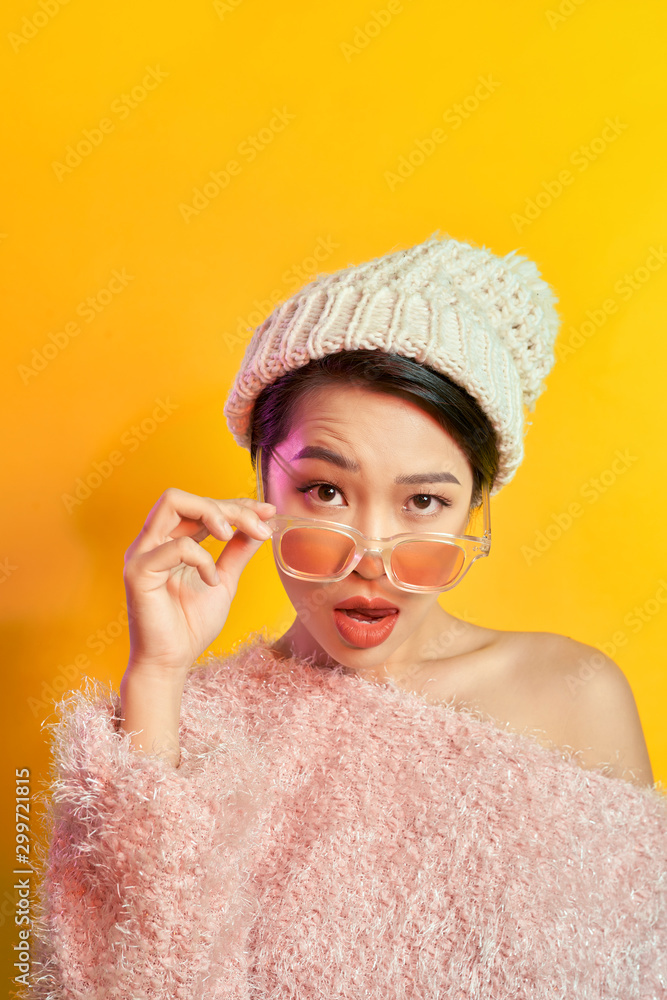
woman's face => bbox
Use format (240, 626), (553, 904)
(265, 384), (475, 674)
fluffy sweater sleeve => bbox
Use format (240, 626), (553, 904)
(26, 658), (277, 1000)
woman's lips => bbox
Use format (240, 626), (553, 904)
(333, 608), (400, 648)
(335, 596), (399, 613)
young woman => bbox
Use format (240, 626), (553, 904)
(29, 234), (666, 999)
(122, 349), (653, 784)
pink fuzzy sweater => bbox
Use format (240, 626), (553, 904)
(26, 633), (667, 999)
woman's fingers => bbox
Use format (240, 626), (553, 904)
(126, 535), (223, 589)
(131, 488), (275, 557)
(168, 497), (275, 541)
(127, 520), (271, 595)
(126, 489), (277, 591)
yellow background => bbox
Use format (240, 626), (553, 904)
(2, 0), (666, 986)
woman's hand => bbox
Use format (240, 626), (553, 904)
(122, 488), (276, 675)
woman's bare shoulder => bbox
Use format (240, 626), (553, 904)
(490, 630), (655, 788)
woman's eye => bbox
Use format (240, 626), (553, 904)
(407, 494), (453, 515)
(296, 482), (345, 505)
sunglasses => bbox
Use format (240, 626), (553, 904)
(255, 446), (492, 594)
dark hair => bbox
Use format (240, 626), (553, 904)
(249, 350), (499, 510)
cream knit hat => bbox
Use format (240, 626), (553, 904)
(224, 231), (561, 496)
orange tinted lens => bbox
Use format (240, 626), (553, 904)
(280, 527), (355, 577)
(392, 540), (465, 587)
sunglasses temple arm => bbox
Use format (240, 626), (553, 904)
(256, 448), (264, 502)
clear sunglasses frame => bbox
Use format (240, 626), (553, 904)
(255, 446), (492, 594)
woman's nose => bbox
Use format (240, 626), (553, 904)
(352, 548), (386, 581)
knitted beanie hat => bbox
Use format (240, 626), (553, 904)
(223, 231), (561, 496)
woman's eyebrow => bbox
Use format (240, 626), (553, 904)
(291, 446), (461, 485)
(396, 471), (461, 486)
(292, 445), (359, 471)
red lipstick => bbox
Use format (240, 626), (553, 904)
(333, 596), (400, 648)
